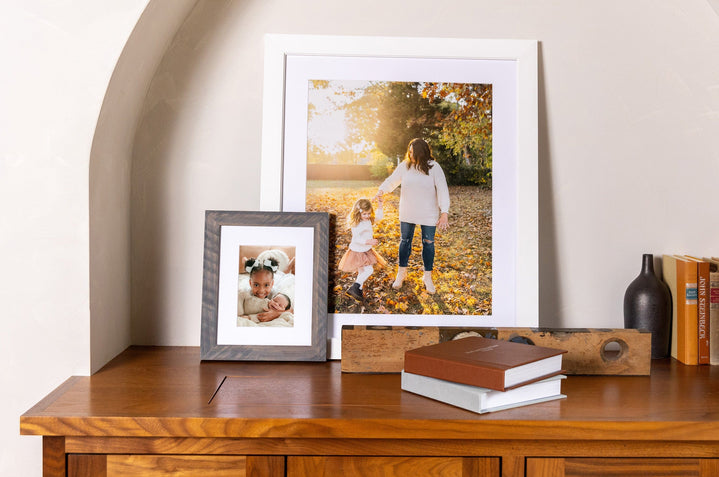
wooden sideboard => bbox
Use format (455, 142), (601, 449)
(21, 346), (719, 477)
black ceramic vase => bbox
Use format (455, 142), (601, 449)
(623, 254), (672, 359)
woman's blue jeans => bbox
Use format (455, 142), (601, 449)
(398, 222), (436, 271)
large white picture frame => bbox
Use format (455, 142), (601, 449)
(260, 34), (538, 358)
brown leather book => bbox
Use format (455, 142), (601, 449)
(404, 336), (567, 392)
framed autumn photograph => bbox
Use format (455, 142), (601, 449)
(260, 35), (538, 357)
(200, 210), (329, 361)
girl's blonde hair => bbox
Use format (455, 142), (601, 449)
(347, 198), (375, 228)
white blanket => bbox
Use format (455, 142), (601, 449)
(236, 271), (295, 327)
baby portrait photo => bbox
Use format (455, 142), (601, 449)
(236, 245), (296, 328)
(201, 211), (328, 361)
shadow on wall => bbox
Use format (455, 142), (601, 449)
(88, 0), (198, 372)
(129, 0), (256, 345)
(535, 43), (562, 328)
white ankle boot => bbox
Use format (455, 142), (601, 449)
(423, 271), (435, 294)
(392, 267), (408, 289)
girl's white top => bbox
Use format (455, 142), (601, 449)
(349, 208), (383, 253)
(378, 160), (450, 226)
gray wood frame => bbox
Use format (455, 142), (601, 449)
(200, 210), (328, 361)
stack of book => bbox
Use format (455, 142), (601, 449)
(400, 336), (567, 414)
(662, 255), (719, 365)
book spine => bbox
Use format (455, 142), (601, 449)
(676, 258), (699, 365)
(697, 261), (710, 364)
(710, 269), (719, 365)
(403, 354), (507, 391)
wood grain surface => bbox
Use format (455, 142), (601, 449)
(105, 455), (247, 477)
(287, 456), (499, 477)
(21, 346), (719, 442)
(20, 346), (719, 477)
(526, 458), (713, 477)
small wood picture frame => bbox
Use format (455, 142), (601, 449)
(200, 210), (329, 361)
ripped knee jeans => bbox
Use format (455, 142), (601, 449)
(398, 222), (436, 271)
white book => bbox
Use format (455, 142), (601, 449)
(401, 370), (566, 414)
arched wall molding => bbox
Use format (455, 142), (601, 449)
(89, 0), (197, 373)
(707, 0), (719, 16)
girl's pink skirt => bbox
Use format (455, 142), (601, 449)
(338, 248), (387, 272)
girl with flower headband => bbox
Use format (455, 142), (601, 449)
(338, 197), (387, 301)
(237, 257), (293, 324)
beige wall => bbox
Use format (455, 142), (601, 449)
(2, 0), (719, 474)
(0, 2), (147, 474)
(131, 0), (719, 345)
(1, 1), (194, 474)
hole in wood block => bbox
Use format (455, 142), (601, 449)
(601, 339), (627, 361)
(508, 334), (535, 346)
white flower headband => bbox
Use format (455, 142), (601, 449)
(245, 258), (279, 274)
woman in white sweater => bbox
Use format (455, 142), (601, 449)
(374, 138), (450, 294)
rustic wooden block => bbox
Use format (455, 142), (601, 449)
(497, 328), (651, 376)
(340, 326), (651, 375)
(340, 326), (497, 373)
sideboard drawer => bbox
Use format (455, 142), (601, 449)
(68, 454), (284, 477)
(287, 456), (500, 477)
(527, 458), (719, 477)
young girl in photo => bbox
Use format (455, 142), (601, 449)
(338, 198), (387, 301)
(238, 257), (293, 325)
